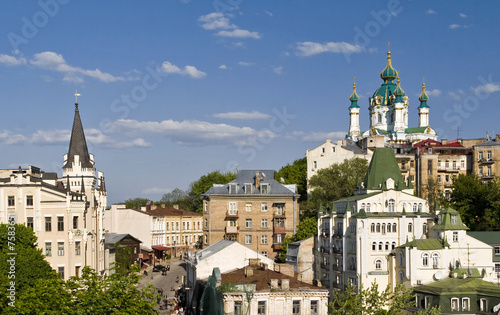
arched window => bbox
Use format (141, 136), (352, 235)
(361, 203), (365, 211)
(387, 223), (391, 232)
(382, 223), (386, 234)
(392, 223), (397, 233)
(388, 199), (395, 212)
(376, 223), (381, 233)
(379, 242), (383, 251)
(422, 253), (429, 266)
(392, 241), (396, 250)
(399, 252), (404, 266)
(385, 242), (390, 251)
(418, 203), (423, 212)
(366, 203), (371, 212)
(378, 113), (382, 123)
(371, 223), (375, 233)
(432, 253), (439, 268)
(399, 271), (404, 282)
(413, 203), (417, 212)
(375, 259), (382, 270)
(350, 257), (355, 270)
(408, 222), (413, 233)
(391, 112), (394, 123)
(423, 222), (428, 234)
(372, 242), (377, 251)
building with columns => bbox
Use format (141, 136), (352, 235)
(0, 101), (107, 280)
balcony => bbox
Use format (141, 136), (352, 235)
(272, 243), (282, 251)
(321, 262), (330, 270)
(225, 210), (239, 218)
(481, 173), (495, 180)
(400, 167), (409, 173)
(273, 210), (286, 218)
(437, 166), (460, 173)
(273, 225), (286, 234)
(479, 158), (495, 165)
(320, 246), (330, 254)
(225, 226), (238, 234)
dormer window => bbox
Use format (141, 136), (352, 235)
(451, 215), (457, 225)
(229, 184), (237, 194)
(244, 184), (252, 194)
(261, 184), (269, 194)
(386, 178), (394, 190)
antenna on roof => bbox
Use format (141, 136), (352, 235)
(456, 126), (461, 140)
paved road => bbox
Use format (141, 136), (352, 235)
(137, 257), (187, 314)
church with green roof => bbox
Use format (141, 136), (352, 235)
(347, 49), (437, 143)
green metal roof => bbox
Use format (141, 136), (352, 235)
(363, 147), (408, 190)
(405, 127), (428, 134)
(335, 191), (383, 203)
(380, 51), (398, 81)
(418, 82), (430, 108)
(433, 207), (469, 231)
(399, 238), (450, 250)
(467, 231), (500, 245)
(414, 276), (500, 295)
(349, 81), (360, 108)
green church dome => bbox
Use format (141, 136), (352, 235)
(380, 51), (398, 82)
(349, 79), (360, 108)
(418, 81), (430, 108)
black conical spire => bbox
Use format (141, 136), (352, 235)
(63, 102), (93, 169)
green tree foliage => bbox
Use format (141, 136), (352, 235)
(275, 157), (307, 200)
(114, 245), (133, 275)
(445, 174), (500, 230)
(160, 188), (192, 209)
(66, 265), (159, 314)
(421, 178), (440, 212)
(328, 282), (438, 315)
(309, 158), (369, 209)
(123, 197), (150, 210)
(189, 170), (236, 213)
(276, 217), (318, 263)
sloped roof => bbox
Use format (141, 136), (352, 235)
(467, 231), (500, 245)
(475, 138), (500, 147)
(203, 169), (298, 196)
(363, 148), (407, 190)
(194, 240), (237, 262)
(399, 238), (450, 250)
(105, 233), (142, 245)
(414, 276), (500, 296)
(433, 207), (469, 231)
(145, 205), (202, 217)
(63, 103), (93, 169)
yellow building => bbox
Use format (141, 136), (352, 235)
(473, 135), (500, 182)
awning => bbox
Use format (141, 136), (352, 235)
(152, 245), (171, 251)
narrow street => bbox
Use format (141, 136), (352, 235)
(137, 256), (188, 314)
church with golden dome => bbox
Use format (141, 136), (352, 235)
(347, 50), (437, 143)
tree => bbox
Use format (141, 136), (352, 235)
(159, 188), (193, 210)
(309, 158), (369, 209)
(123, 197), (150, 210)
(275, 157), (307, 201)
(189, 170), (236, 213)
(421, 178), (440, 212)
(444, 174), (500, 230)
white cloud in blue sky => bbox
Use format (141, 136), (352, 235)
(295, 41), (363, 56)
(213, 111), (271, 120)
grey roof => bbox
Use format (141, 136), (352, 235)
(105, 233), (142, 245)
(194, 239), (237, 261)
(64, 103), (93, 169)
(341, 140), (365, 154)
(203, 169), (298, 196)
(475, 138), (500, 147)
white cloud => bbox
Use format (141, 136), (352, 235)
(213, 111), (271, 120)
(426, 9), (437, 14)
(0, 130), (29, 145)
(29, 51), (125, 83)
(472, 83), (500, 94)
(299, 131), (346, 142)
(110, 119), (275, 146)
(31, 130), (69, 144)
(238, 61), (255, 67)
(459, 13), (467, 18)
(216, 29), (261, 39)
(265, 10), (273, 17)
(426, 89), (442, 97)
(448, 89), (465, 101)
(449, 24), (461, 29)
(273, 66), (283, 75)
(0, 54), (27, 66)
(198, 12), (236, 30)
(160, 61), (206, 79)
(219, 64), (227, 70)
(295, 41), (363, 57)
(142, 187), (171, 195)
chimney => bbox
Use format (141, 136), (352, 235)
(496, 134), (500, 142)
(255, 172), (261, 189)
(245, 266), (254, 277)
(275, 264), (295, 278)
(441, 139), (447, 145)
(249, 258), (260, 266)
(173, 204), (179, 209)
(281, 279), (290, 290)
(270, 279), (279, 289)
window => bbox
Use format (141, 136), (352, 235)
(462, 298), (470, 311)
(399, 271), (404, 282)
(261, 235), (267, 244)
(276, 218), (285, 228)
(8, 196), (14, 207)
(422, 253), (429, 266)
(392, 223), (397, 232)
(292, 300), (301, 314)
(451, 215), (457, 225)
(382, 223), (386, 234)
(204, 219), (208, 228)
(261, 219), (268, 228)
(371, 223), (375, 233)
(480, 298), (488, 312)
(26, 195), (33, 207)
(437, 175), (441, 183)
(418, 203), (423, 212)
(57, 216), (64, 231)
(261, 251), (267, 257)
(479, 151), (483, 160)
(495, 246), (500, 255)
(276, 204), (284, 215)
(204, 235), (208, 244)
(234, 301), (242, 315)
(413, 203), (417, 212)
(387, 223), (391, 232)
(461, 160), (465, 169)
(388, 199), (395, 212)
(245, 219), (252, 228)
(228, 202), (237, 215)
(366, 203), (371, 212)
(27, 217), (33, 230)
(376, 223), (381, 233)
(313, 161), (317, 169)
(372, 242), (376, 251)
(392, 242), (396, 250)
(45, 242), (52, 257)
(361, 203), (365, 212)
(73, 216), (78, 229)
(424, 296), (431, 309)
(310, 300), (318, 315)
(245, 184), (252, 193)
(378, 113), (382, 123)
(488, 150), (492, 160)
(261, 184), (269, 194)
(378, 242), (383, 251)
(75, 241), (81, 255)
(229, 184), (237, 194)
(385, 242), (389, 250)
(261, 202), (268, 212)
(437, 160), (441, 168)
(245, 235), (252, 244)
(451, 298), (459, 311)
(428, 160), (433, 175)
(399, 252), (404, 266)
(446, 174), (450, 182)
(408, 222), (413, 232)
(75, 266), (80, 278)
(453, 231), (458, 242)
(375, 259), (382, 270)
(58, 242), (64, 256)
(423, 222), (428, 234)
(246, 203), (252, 212)
(488, 166), (492, 176)
(58, 267), (64, 280)
(453, 160), (457, 170)
(479, 167), (483, 175)
(45, 217), (52, 232)
(432, 253), (439, 268)
(257, 301), (266, 315)
(495, 264), (500, 273)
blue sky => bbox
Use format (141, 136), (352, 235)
(0, 0), (499, 204)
